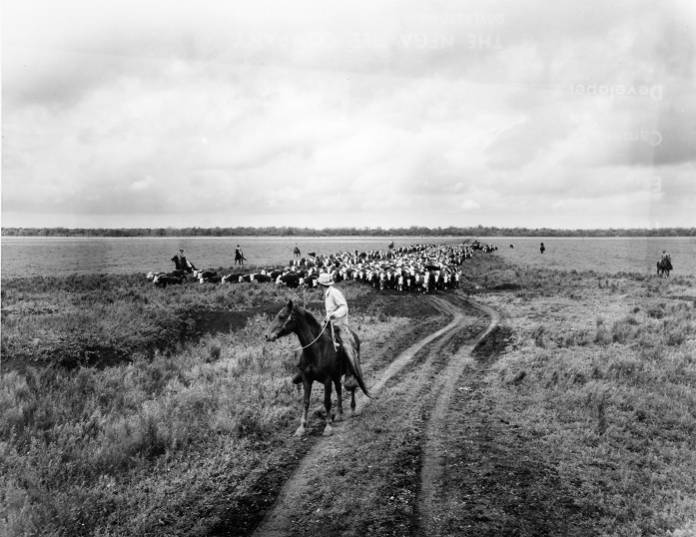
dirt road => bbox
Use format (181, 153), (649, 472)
(250, 292), (498, 537)
(417, 300), (499, 536)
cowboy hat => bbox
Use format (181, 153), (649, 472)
(317, 273), (334, 286)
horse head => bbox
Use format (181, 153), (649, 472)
(265, 300), (297, 341)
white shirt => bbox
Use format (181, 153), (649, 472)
(324, 286), (348, 324)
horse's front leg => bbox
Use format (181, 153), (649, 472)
(322, 380), (333, 436)
(295, 379), (311, 437)
(333, 376), (344, 422)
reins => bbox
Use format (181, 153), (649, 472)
(294, 320), (330, 351)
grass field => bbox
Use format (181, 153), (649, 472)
(461, 258), (696, 536)
(0, 276), (443, 536)
(2, 258), (696, 536)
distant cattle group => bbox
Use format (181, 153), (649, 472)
(146, 240), (499, 293)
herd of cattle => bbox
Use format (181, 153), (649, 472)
(145, 240), (498, 293)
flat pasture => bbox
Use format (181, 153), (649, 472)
(3, 235), (695, 278)
(2, 256), (696, 536)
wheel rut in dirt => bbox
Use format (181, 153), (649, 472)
(251, 294), (486, 537)
(417, 299), (500, 536)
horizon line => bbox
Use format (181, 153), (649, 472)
(2, 225), (695, 234)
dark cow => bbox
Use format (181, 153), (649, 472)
(195, 269), (221, 283)
(279, 272), (302, 288)
(154, 272), (186, 287)
(304, 273), (319, 288)
(146, 271), (165, 281)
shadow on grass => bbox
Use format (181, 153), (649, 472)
(472, 325), (514, 361)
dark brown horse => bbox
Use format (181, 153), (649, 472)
(265, 300), (369, 436)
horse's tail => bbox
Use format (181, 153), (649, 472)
(350, 361), (371, 398)
(343, 333), (370, 397)
(351, 356), (371, 398)
(348, 331), (370, 397)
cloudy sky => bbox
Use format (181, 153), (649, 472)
(2, 0), (695, 229)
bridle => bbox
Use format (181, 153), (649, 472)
(272, 305), (331, 351)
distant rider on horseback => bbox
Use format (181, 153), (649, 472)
(171, 248), (196, 273)
(657, 249), (673, 276)
(234, 244), (246, 266)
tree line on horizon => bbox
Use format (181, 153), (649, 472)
(2, 226), (695, 237)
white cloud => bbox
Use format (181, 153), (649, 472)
(2, 0), (695, 228)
